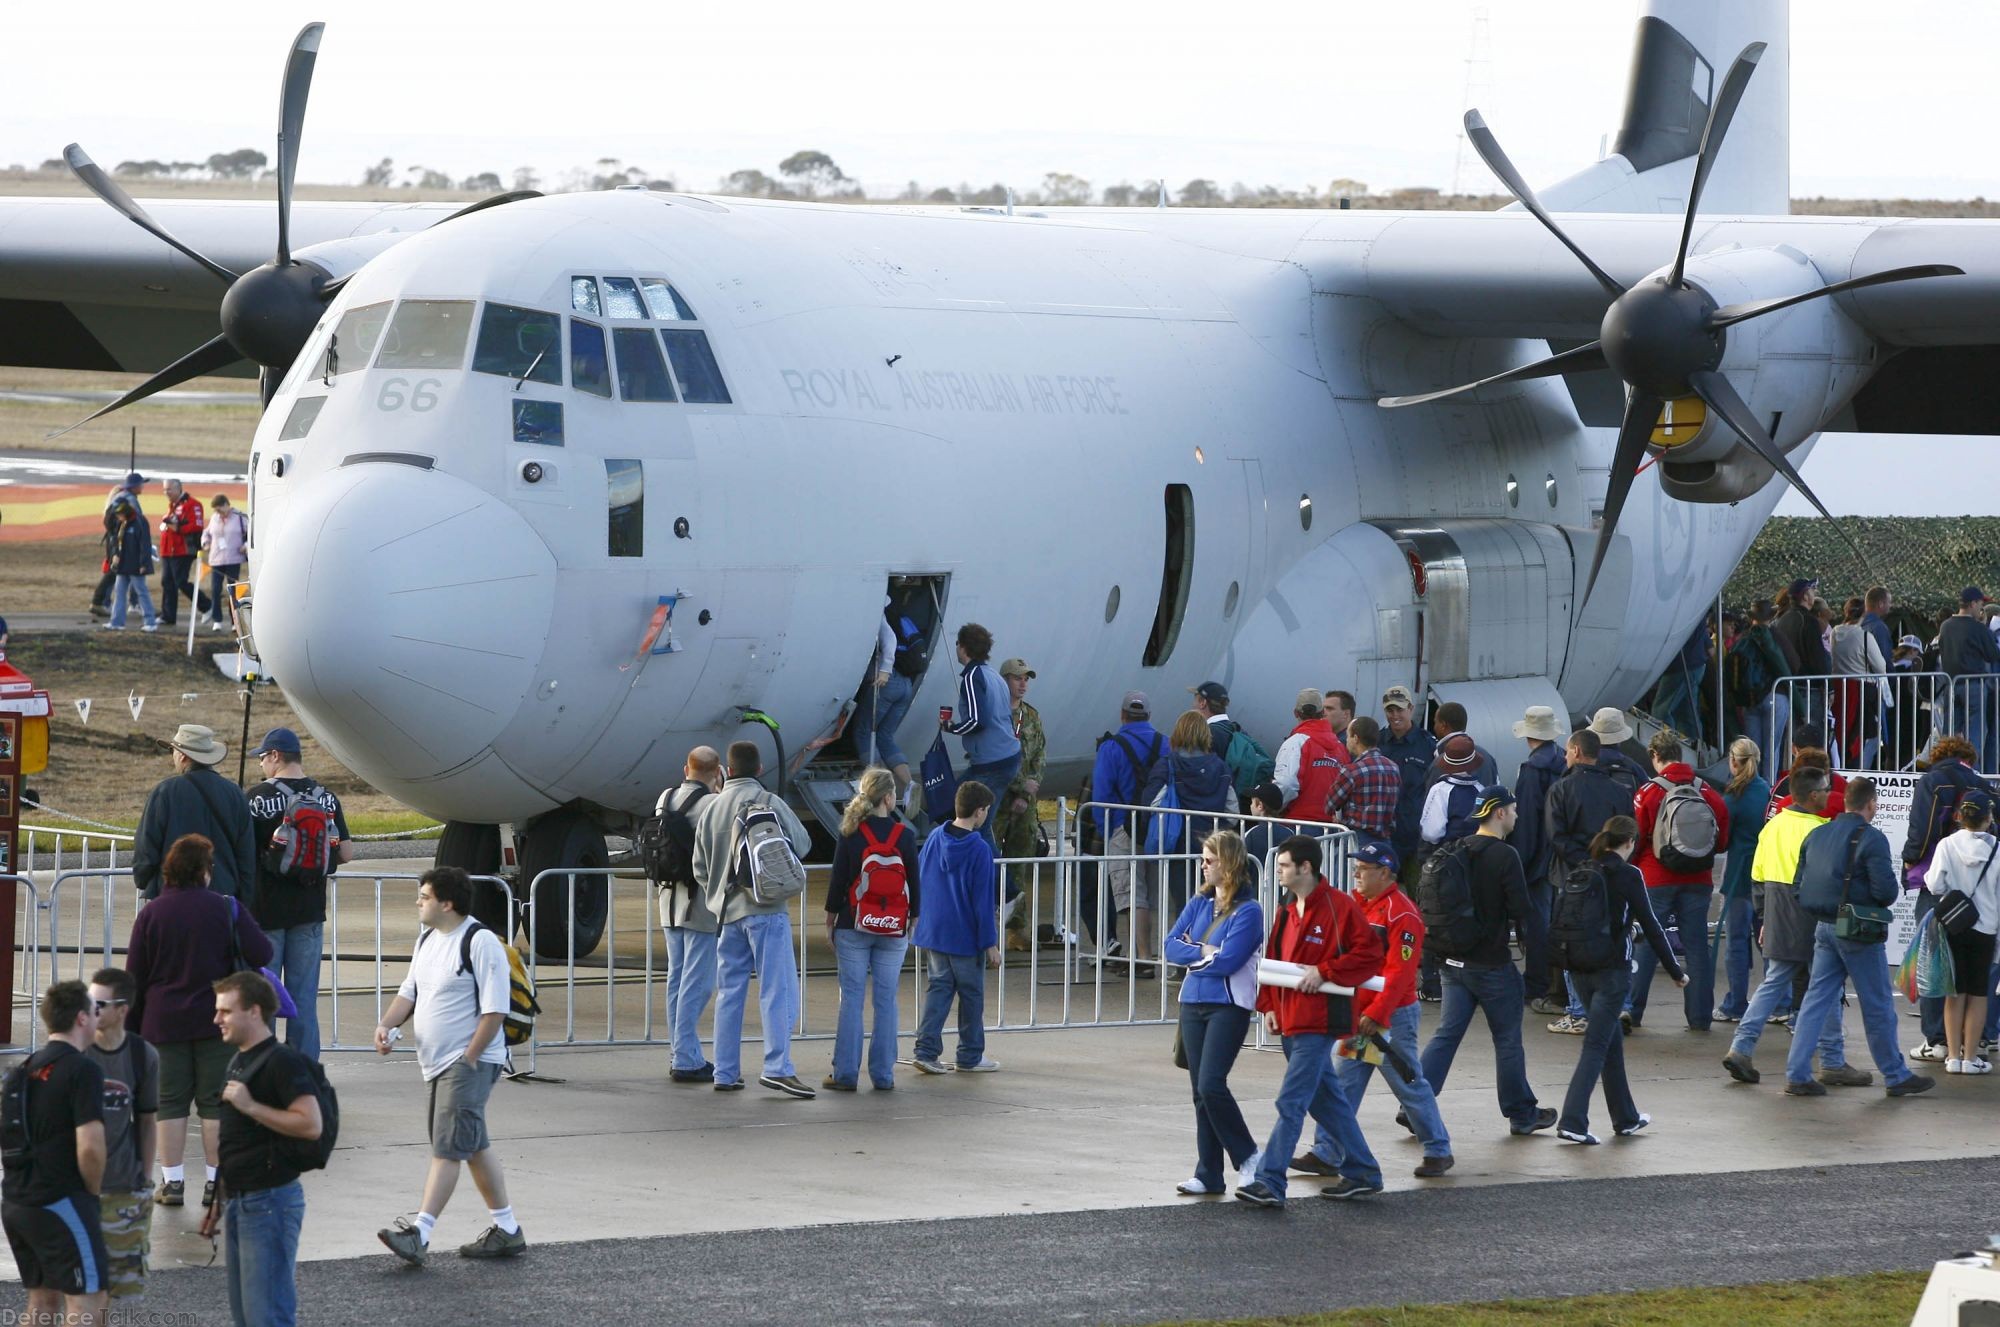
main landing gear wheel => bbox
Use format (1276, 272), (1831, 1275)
(520, 810), (609, 960)
(433, 821), (510, 936)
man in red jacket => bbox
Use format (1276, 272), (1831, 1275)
(1237, 836), (1385, 1207)
(156, 478), (207, 629)
(1626, 732), (1728, 1032)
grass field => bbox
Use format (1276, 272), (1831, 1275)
(0, 367), (255, 463)
(1181, 1272), (1927, 1327)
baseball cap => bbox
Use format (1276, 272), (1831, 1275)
(1247, 781), (1284, 814)
(1898, 634), (1924, 650)
(124, 472), (146, 488)
(1788, 578), (1818, 599)
(1294, 687), (1324, 716)
(998, 658), (1035, 679)
(253, 727), (303, 757)
(1439, 733), (1478, 768)
(1121, 690), (1150, 717)
(1381, 685), (1416, 711)
(1965, 587), (1990, 605)
(1470, 785), (1516, 819)
(1189, 681), (1229, 706)
(1352, 840), (1401, 874)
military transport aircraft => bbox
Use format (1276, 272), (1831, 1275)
(4, 0), (1993, 954)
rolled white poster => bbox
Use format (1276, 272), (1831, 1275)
(1256, 959), (1385, 994)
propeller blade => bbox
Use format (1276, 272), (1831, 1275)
(1378, 340), (1606, 408)
(1669, 42), (1766, 288)
(1581, 389), (1662, 606)
(1687, 368), (1871, 574)
(43, 335), (246, 441)
(1708, 263), (1966, 330)
(274, 21), (325, 267)
(63, 144), (238, 284)
(1463, 111), (1624, 299)
(435, 189), (543, 226)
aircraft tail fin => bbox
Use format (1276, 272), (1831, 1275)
(1533, 0), (1788, 218)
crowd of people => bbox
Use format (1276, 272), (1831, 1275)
(88, 471), (247, 634)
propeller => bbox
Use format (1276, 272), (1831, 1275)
(1379, 41), (1960, 604)
(51, 22), (539, 439)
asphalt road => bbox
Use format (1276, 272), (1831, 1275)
(139, 1155), (1993, 1325)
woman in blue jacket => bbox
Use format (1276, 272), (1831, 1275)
(1137, 712), (1235, 972)
(1163, 830), (1264, 1195)
(1715, 738), (1771, 1022)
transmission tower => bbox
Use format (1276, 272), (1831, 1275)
(1450, 7), (1494, 197)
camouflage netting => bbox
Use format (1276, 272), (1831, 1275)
(1725, 517), (2000, 625)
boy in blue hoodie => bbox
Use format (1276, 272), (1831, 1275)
(913, 781), (1002, 1074)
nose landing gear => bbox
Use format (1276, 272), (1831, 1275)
(432, 811), (609, 958)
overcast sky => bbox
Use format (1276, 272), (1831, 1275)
(6, 1), (1996, 200)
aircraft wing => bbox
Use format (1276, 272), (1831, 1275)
(0, 196), (456, 375)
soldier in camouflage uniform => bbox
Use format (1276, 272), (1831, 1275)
(995, 659), (1045, 949)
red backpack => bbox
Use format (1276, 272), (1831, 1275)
(851, 822), (911, 937)
(268, 785), (336, 887)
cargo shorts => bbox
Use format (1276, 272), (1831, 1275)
(99, 1189), (152, 1299)
(427, 1059), (502, 1161)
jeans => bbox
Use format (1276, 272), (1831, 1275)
(109, 574), (156, 628)
(1983, 957), (2000, 1043)
(914, 950), (986, 1067)
(663, 926), (719, 1072)
(1316, 1001), (1450, 1159)
(1563, 972), (1586, 1019)
(225, 1180), (304, 1327)
(1913, 888), (1947, 1047)
(1561, 967), (1643, 1136)
(159, 554), (198, 623)
(1787, 922), (1914, 1086)
(1958, 676), (2000, 776)
(1179, 1001), (1256, 1190)
(832, 929), (909, 1087)
(1421, 961), (1540, 1125)
(1731, 955), (1846, 1065)
(1254, 1033), (1379, 1198)
(1717, 894), (1757, 1019)
(961, 753), (1023, 853)
(263, 923), (322, 1061)
(1523, 879), (1553, 1003)
(209, 562), (243, 625)
(1657, 661), (1707, 745)
(1745, 692), (1791, 779)
(1627, 885), (1713, 1028)
(853, 673), (916, 770)
(714, 912), (798, 1083)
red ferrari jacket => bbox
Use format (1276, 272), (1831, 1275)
(1255, 882), (1385, 1038)
(159, 493), (206, 559)
(1356, 886), (1424, 1026)
(1632, 762), (1729, 886)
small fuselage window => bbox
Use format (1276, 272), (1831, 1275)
(613, 328), (678, 403)
(570, 320), (612, 398)
(606, 458), (644, 557)
(473, 304), (563, 384)
(375, 299), (474, 370)
(513, 399), (564, 446)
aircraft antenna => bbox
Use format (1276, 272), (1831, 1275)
(1450, 6), (1493, 198)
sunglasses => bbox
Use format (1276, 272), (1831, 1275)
(92, 999), (128, 1014)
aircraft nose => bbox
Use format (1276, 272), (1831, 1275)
(252, 462), (557, 782)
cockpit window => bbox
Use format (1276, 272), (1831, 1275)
(570, 319), (612, 398)
(473, 304), (562, 384)
(278, 396), (326, 441)
(571, 277), (600, 315)
(319, 301), (392, 378)
(613, 328), (678, 402)
(601, 277), (647, 320)
(659, 330), (731, 404)
(639, 279), (695, 321)
(375, 300), (474, 370)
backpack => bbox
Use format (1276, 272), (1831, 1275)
(0, 1057), (38, 1177)
(891, 612), (931, 679)
(1649, 776), (1719, 873)
(1550, 862), (1621, 972)
(417, 921), (541, 1048)
(733, 800), (808, 905)
(266, 783), (336, 888)
(852, 821), (912, 937)
(1724, 633), (1775, 708)
(1439, 777), (1482, 842)
(638, 785), (707, 888)
(1417, 837), (1488, 958)
(1215, 721), (1276, 804)
(1143, 756), (1185, 854)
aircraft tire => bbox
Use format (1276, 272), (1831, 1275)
(434, 821), (512, 937)
(521, 810), (610, 960)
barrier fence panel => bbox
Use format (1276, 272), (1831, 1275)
(21, 826), (133, 880)
(323, 872), (512, 1052)
(0, 875), (41, 1053)
(1767, 671), (1955, 776)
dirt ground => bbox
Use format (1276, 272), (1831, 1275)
(0, 367), (254, 462)
(0, 535), (104, 613)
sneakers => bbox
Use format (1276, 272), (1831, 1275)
(959, 1058), (1001, 1073)
(458, 1224), (528, 1259)
(669, 1062), (715, 1084)
(713, 1079), (745, 1092)
(1289, 1152), (1340, 1177)
(1945, 1058), (1992, 1075)
(1547, 1015), (1588, 1035)
(1911, 1041), (1950, 1062)
(1888, 1074), (1938, 1097)
(1783, 1078), (1827, 1097)
(1614, 1113), (1651, 1137)
(1618, 1011), (1636, 1034)
(1721, 1051), (1760, 1084)
(89, 604), (110, 619)
(1509, 1107), (1558, 1136)
(759, 1074), (817, 1099)
(1393, 1110), (1414, 1135)
(822, 1076), (857, 1092)
(1234, 1180), (1284, 1208)
(1318, 1176), (1382, 1200)
(1817, 1064), (1874, 1088)
(157, 1179), (184, 1208)
(1413, 1155), (1455, 1179)
(1557, 1128), (1600, 1145)
(1529, 996), (1565, 1016)
(912, 1058), (951, 1075)
(202, 1181), (217, 1207)
(100, 623), (125, 631)
(378, 1217), (427, 1267)
(1982, 1039), (1999, 1059)
(141, 623), (160, 633)
(1236, 1150), (1263, 1189)
(1418, 991), (1442, 1004)
(1176, 1178), (1223, 1196)
(1711, 1008), (1741, 1024)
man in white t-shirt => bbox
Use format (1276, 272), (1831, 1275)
(370, 868), (527, 1266)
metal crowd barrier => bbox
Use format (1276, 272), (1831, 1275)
(1765, 671), (1955, 775)
(0, 875), (42, 1054)
(20, 825), (133, 878)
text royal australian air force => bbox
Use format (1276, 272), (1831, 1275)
(779, 366), (1129, 417)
